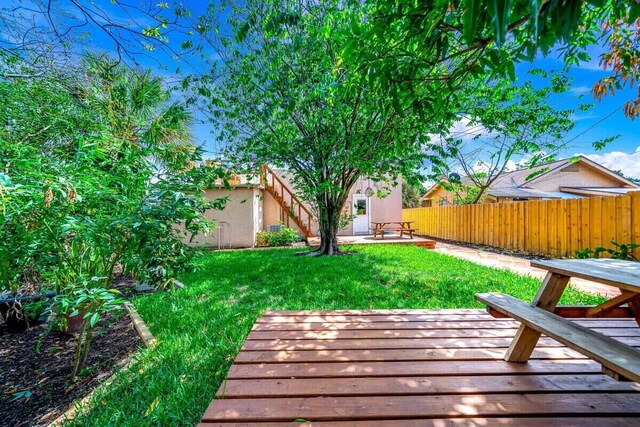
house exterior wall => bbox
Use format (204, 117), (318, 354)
(187, 171), (404, 248)
(422, 186), (456, 207)
(528, 162), (624, 192)
(187, 187), (260, 248)
(423, 161), (632, 205)
(339, 178), (403, 235)
(263, 171), (402, 236)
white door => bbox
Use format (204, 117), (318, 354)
(352, 195), (370, 234)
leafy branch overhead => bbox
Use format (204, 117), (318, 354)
(345, 0), (640, 118)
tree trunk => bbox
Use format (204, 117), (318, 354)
(308, 196), (343, 255)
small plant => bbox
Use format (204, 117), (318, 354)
(52, 284), (125, 377)
(574, 247), (607, 259)
(255, 226), (301, 247)
(22, 299), (50, 324)
(574, 241), (639, 261)
(339, 213), (356, 231)
(608, 241), (639, 261)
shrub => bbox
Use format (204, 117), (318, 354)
(574, 241), (639, 261)
(0, 55), (228, 296)
(255, 227), (301, 247)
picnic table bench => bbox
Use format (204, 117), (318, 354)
(476, 258), (640, 383)
(372, 220), (416, 239)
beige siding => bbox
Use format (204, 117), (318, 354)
(422, 185), (456, 207)
(188, 172), (403, 247)
(187, 187), (259, 248)
(340, 178), (402, 235)
(263, 190), (317, 237)
(530, 163), (624, 192)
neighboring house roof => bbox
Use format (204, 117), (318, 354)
(487, 188), (583, 199)
(422, 155), (639, 201)
(559, 187), (640, 197)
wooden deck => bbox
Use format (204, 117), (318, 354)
(199, 309), (640, 426)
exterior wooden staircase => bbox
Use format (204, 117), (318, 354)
(261, 166), (314, 237)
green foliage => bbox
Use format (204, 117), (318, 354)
(22, 300), (49, 323)
(574, 247), (608, 259)
(65, 245), (602, 425)
(0, 54), (227, 295)
(339, 213), (356, 230)
(191, 0), (432, 254)
(346, 0), (640, 114)
(574, 241), (639, 261)
(402, 181), (426, 209)
(255, 227), (300, 247)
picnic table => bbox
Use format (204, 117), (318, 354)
(477, 258), (640, 383)
(372, 220), (416, 239)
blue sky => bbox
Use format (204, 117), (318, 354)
(513, 47), (639, 178)
(5, 1), (637, 177)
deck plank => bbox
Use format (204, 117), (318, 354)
(251, 319), (639, 331)
(247, 327), (640, 340)
(241, 336), (640, 351)
(198, 419), (640, 427)
(202, 393), (640, 422)
(216, 374), (640, 398)
(234, 347), (590, 363)
(201, 309), (640, 425)
(227, 360), (601, 379)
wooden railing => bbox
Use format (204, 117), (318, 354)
(261, 165), (314, 237)
(403, 192), (640, 258)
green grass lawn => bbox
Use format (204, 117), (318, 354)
(66, 245), (602, 426)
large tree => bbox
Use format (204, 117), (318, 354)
(193, 0), (439, 255)
(0, 55), (225, 291)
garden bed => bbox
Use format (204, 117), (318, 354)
(0, 313), (140, 427)
(427, 236), (552, 260)
(0, 273), (149, 427)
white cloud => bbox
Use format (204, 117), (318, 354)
(569, 112), (598, 122)
(504, 159), (519, 171)
(471, 161), (489, 174)
(569, 85), (592, 96)
(579, 147), (640, 179)
(577, 60), (605, 71)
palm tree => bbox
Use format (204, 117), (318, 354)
(83, 54), (194, 170)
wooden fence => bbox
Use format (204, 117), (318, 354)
(402, 192), (640, 258)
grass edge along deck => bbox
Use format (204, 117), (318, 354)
(200, 309), (640, 426)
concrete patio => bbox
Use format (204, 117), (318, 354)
(308, 234), (436, 248)
(433, 241), (621, 298)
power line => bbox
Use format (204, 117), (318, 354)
(564, 105), (624, 145)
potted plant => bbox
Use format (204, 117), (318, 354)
(51, 284), (125, 376)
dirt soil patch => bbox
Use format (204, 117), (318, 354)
(427, 236), (552, 260)
(0, 275), (145, 427)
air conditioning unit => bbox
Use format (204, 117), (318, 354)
(269, 224), (283, 232)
